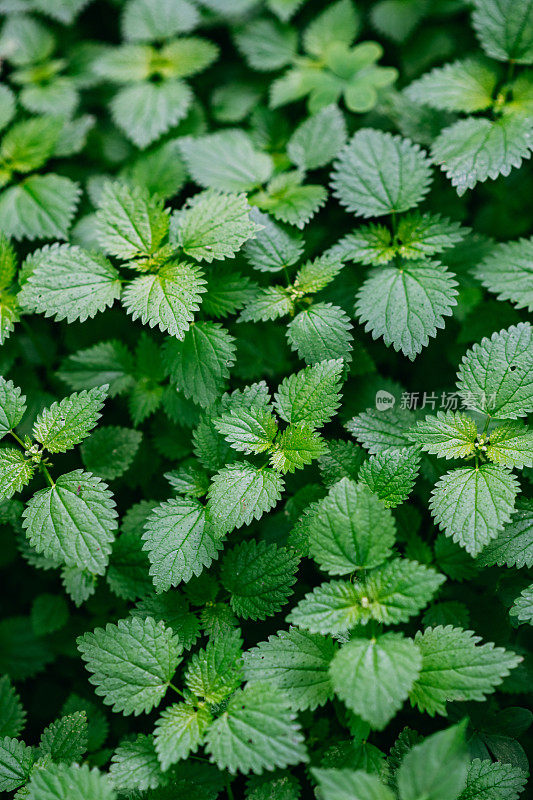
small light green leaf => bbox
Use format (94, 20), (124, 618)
(207, 462), (284, 535)
(485, 420), (533, 468)
(0, 448), (34, 501)
(154, 703), (212, 771)
(215, 406), (278, 455)
(33, 386), (108, 453)
(0, 378), (26, 440)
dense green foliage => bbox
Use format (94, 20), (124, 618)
(0, 0), (532, 798)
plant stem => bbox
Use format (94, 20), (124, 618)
(40, 463), (55, 487)
(168, 683), (185, 698)
(9, 430), (26, 448)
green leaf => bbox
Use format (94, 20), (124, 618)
(96, 182), (169, 260)
(457, 323), (533, 419)
(0, 736), (34, 792)
(293, 255), (344, 295)
(154, 703), (212, 771)
(431, 115), (533, 196)
(0, 617), (53, 681)
(26, 763), (116, 800)
(0, 15), (55, 66)
(289, 559), (444, 634)
(408, 411), (478, 459)
(111, 79), (192, 149)
(274, 359), (343, 430)
(0, 676), (25, 737)
(330, 633), (422, 729)
(235, 18), (297, 71)
(244, 209), (303, 273)
(474, 237), (533, 312)
(270, 423), (327, 473)
(347, 408), (415, 454)
(477, 499), (533, 568)
(132, 592), (200, 649)
(243, 628), (336, 712)
(201, 265), (256, 319)
(179, 130), (273, 192)
(214, 406), (278, 455)
(460, 758), (528, 800)
(356, 260), (458, 360)
(162, 322), (236, 407)
(221, 540), (299, 620)
(122, 0), (199, 41)
(0, 116), (62, 173)
(313, 768), (395, 800)
(165, 463), (209, 498)
(0, 448), (34, 500)
(331, 129), (432, 217)
(332, 213), (466, 267)
(18, 244), (121, 324)
(287, 105), (347, 170)
(58, 341), (134, 397)
(77, 616), (183, 716)
(307, 478), (396, 575)
(0, 174), (80, 241)
(430, 464), (519, 555)
(32, 386), (108, 453)
(246, 770), (302, 800)
(207, 462), (284, 535)
(109, 734), (161, 792)
(510, 585), (533, 625)
(23, 470), (118, 574)
(122, 260), (205, 339)
(240, 285), (295, 322)
(405, 58), (498, 112)
(175, 190), (258, 263)
(205, 683), (308, 774)
(142, 498), (223, 592)
(397, 723), (469, 800)
(0, 378), (26, 440)
(31, 593), (68, 634)
(358, 446), (420, 508)
(409, 626), (522, 716)
(485, 420), (533, 468)
(40, 712), (88, 763)
(287, 302), (353, 364)
(81, 426), (142, 480)
(472, 0), (533, 64)
(254, 171), (327, 229)
(303, 0), (359, 57)
(184, 628), (243, 704)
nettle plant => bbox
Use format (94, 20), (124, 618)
(0, 0), (532, 799)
